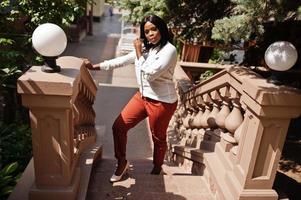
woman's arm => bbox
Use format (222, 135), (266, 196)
(98, 51), (136, 70)
(85, 38), (142, 71)
(84, 52), (136, 71)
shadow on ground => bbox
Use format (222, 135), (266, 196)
(86, 159), (187, 200)
(273, 171), (301, 200)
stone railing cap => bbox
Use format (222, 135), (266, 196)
(228, 66), (301, 106)
(17, 56), (84, 96)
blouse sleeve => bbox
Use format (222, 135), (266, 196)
(99, 51), (136, 70)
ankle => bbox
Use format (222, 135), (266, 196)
(115, 160), (128, 176)
(118, 159), (127, 165)
(151, 165), (162, 175)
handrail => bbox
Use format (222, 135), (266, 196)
(169, 62), (301, 200)
(15, 56), (99, 200)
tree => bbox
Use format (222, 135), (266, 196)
(212, 0), (281, 43)
(0, 1), (92, 197)
(165, 0), (232, 43)
(113, 0), (168, 25)
(0, 0), (89, 123)
(211, 0), (301, 67)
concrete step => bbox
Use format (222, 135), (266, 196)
(86, 158), (214, 200)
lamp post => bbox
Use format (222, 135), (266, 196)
(32, 23), (67, 73)
(264, 41), (298, 85)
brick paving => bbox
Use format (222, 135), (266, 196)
(64, 6), (213, 200)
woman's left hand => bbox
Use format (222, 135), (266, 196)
(134, 38), (143, 58)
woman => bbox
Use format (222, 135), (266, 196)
(85, 15), (178, 182)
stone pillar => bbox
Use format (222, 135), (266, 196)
(225, 77), (301, 200)
(17, 56), (94, 200)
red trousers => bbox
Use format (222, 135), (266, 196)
(112, 91), (177, 167)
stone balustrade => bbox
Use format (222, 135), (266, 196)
(16, 56), (100, 200)
(169, 62), (301, 200)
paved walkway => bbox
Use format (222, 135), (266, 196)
(64, 6), (213, 200)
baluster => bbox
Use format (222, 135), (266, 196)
(230, 115), (245, 156)
(215, 86), (231, 140)
(193, 94), (204, 129)
(182, 97), (193, 146)
(200, 93), (212, 129)
(176, 105), (186, 146)
(182, 108), (192, 129)
(186, 97), (195, 147)
(192, 94), (208, 148)
(221, 88), (243, 152)
(178, 104), (186, 118)
(215, 101), (231, 130)
(172, 113), (182, 141)
(230, 104), (246, 157)
(207, 90), (221, 130)
(190, 113), (200, 147)
(187, 92), (200, 148)
(189, 95), (199, 129)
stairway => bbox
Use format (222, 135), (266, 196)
(86, 158), (213, 200)
(63, 9), (214, 200)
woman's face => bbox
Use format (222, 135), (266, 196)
(144, 22), (161, 45)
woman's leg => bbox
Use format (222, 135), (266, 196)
(145, 99), (178, 172)
(112, 92), (147, 175)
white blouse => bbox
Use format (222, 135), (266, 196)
(99, 42), (178, 103)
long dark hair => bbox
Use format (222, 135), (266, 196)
(140, 15), (172, 51)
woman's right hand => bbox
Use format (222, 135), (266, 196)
(82, 58), (100, 70)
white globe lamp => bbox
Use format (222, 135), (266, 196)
(264, 41), (298, 84)
(32, 23), (67, 73)
(264, 41), (298, 71)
